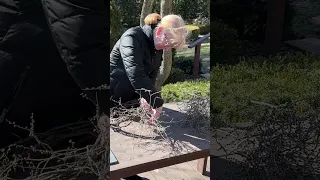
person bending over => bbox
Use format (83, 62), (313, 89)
(110, 13), (189, 124)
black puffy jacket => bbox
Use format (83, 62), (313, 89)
(0, 0), (109, 147)
(110, 25), (164, 109)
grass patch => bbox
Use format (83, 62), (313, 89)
(162, 79), (210, 103)
(211, 52), (320, 126)
(176, 43), (210, 59)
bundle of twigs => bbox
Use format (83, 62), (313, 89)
(213, 101), (320, 180)
(179, 94), (210, 135)
(1, 86), (110, 180)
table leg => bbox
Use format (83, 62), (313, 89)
(197, 157), (208, 175)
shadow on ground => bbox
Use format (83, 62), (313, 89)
(211, 155), (320, 180)
(111, 103), (210, 153)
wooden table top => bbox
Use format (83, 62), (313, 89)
(110, 103), (210, 179)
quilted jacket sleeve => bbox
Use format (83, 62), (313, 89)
(119, 34), (164, 109)
(149, 52), (162, 85)
(149, 68), (159, 85)
(0, 1), (41, 118)
(40, 0), (110, 115)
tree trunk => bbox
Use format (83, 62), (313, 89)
(155, 0), (173, 91)
(264, 0), (286, 55)
(140, 0), (155, 27)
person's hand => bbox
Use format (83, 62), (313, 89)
(153, 106), (163, 119)
(140, 98), (154, 118)
(140, 98), (151, 109)
(146, 106), (162, 125)
(140, 98), (163, 125)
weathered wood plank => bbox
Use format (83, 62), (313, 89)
(110, 103), (210, 179)
(138, 159), (210, 180)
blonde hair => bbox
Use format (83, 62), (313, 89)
(144, 13), (161, 25)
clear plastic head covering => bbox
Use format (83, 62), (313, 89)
(153, 14), (190, 50)
(154, 26), (189, 50)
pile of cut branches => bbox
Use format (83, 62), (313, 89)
(213, 102), (320, 180)
(0, 88), (110, 180)
(179, 95), (210, 135)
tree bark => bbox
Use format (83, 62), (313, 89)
(140, 0), (155, 27)
(155, 0), (173, 91)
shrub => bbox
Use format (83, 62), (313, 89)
(211, 52), (320, 127)
(172, 50), (205, 75)
(173, 57), (204, 75)
(212, 0), (296, 42)
(115, 0), (142, 27)
(173, 56), (194, 74)
(180, 97), (210, 135)
(214, 106), (320, 179)
(198, 24), (210, 35)
(173, 0), (210, 23)
(292, 0), (320, 38)
(110, 1), (123, 50)
(186, 25), (200, 41)
(211, 20), (243, 66)
(162, 80), (209, 102)
(164, 68), (185, 85)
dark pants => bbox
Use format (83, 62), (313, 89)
(110, 76), (140, 109)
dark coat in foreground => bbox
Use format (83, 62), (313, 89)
(110, 25), (164, 109)
(0, 0), (109, 148)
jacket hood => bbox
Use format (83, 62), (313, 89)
(141, 25), (155, 50)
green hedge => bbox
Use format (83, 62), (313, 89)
(162, 79), (210, 102)
(211, 20), (243, 66)
(172, 56), (204, 75)
(173, 57), (193, 74)
(211, 52), (320, 127)
(198, 24), (210, 35)
(164, 68), (185, 85)
(186, 25), (200, 41)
